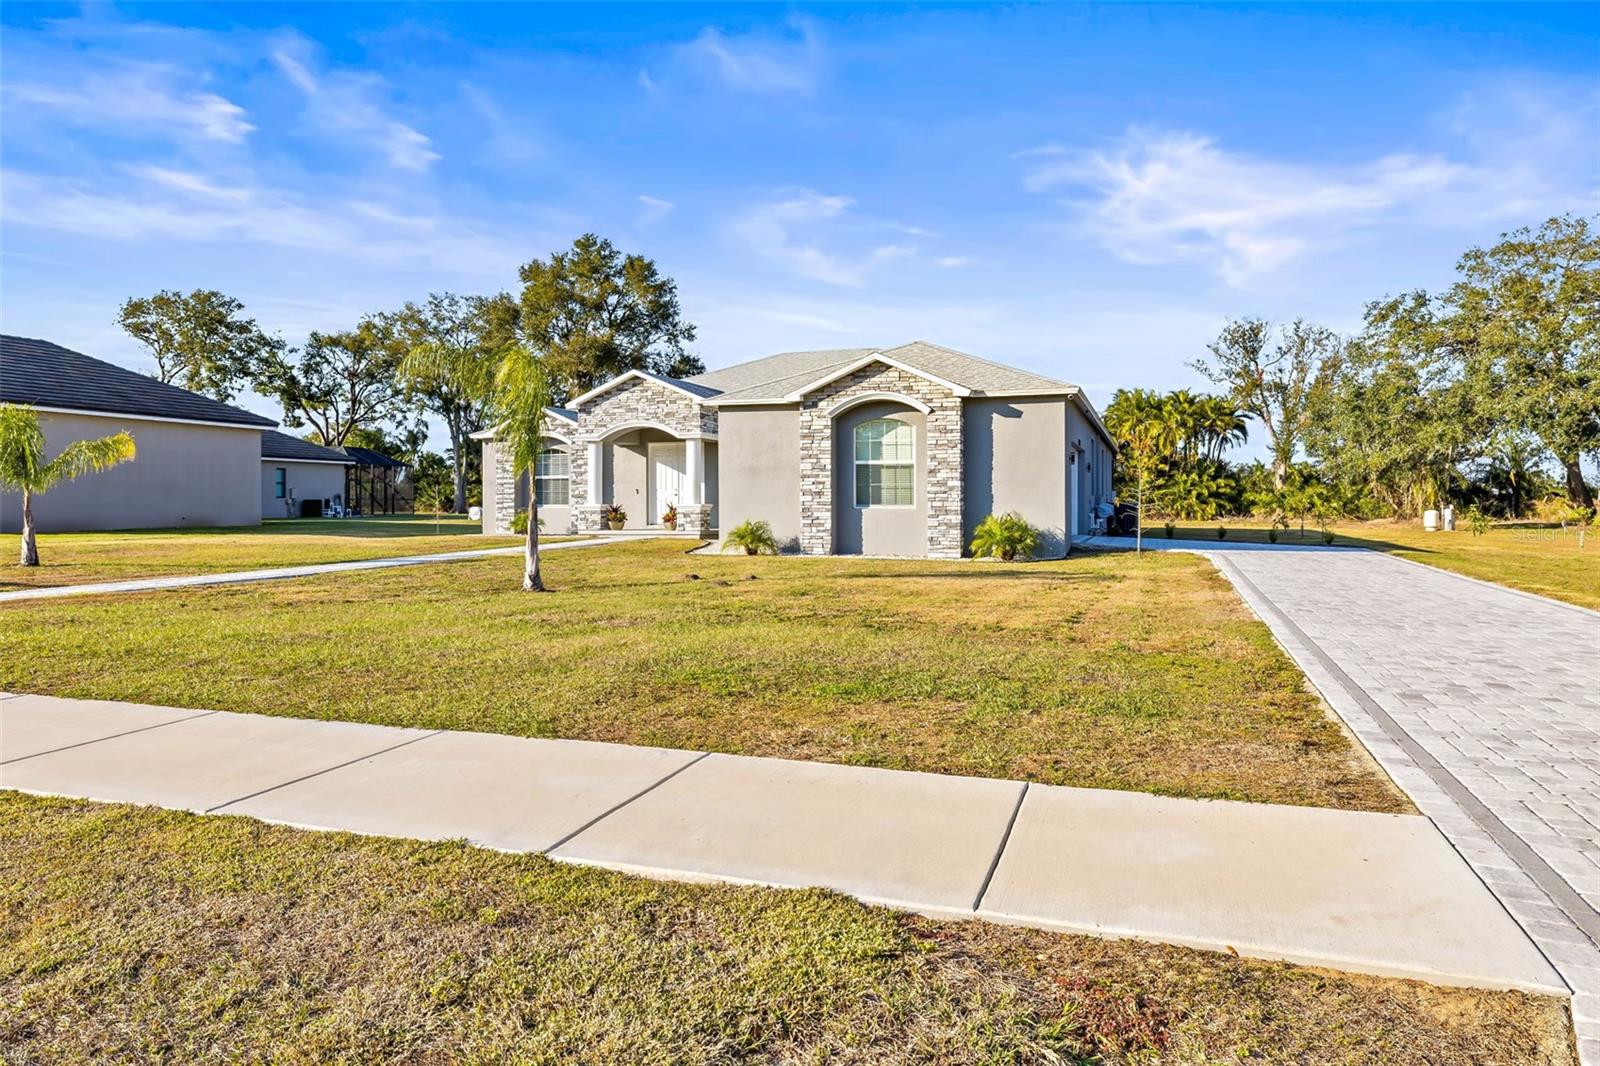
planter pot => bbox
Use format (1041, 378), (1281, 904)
(663, 520), (678, 531)
(608, 520), (625, 531)
(1423, 508), (1440, 532)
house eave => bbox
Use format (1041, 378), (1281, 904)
(22, 404), (276, 431)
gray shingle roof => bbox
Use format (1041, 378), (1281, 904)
(1, 334), (275, 428)
(689, 341), (1078, 404)
(260, 430), (355, 464)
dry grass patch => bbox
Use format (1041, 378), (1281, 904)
(1, 541), (1401, 811)
(0, 794), (1574, 1064)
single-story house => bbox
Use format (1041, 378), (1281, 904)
(478, 341), (1115, 558)
(261, 430), (355, 519)
(1, 334), (275, 533)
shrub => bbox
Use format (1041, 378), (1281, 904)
(510, 511), (544, 535)
(1267, 527), (1278, 544)
(1463, 505), (1490, 537)
(1162, 521), (1175, 539)
(969, 512), (1041, 561)
(1321, 529), (1335, 545)
(1216, 525), (1227, 540)
(603, 502), (627, 526)
(722, 519), (779, 555)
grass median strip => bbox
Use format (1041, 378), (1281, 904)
(0, 793), (1575, 1064)
(1, 540), (1402, 812)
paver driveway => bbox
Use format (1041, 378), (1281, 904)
(1199, 544), (1600, 1062)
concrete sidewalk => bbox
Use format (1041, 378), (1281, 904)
(0, 538), (607, 604)
(0, 692), (1564, 996)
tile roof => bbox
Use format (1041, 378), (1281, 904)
(0, 334), (275, 428)
(260, 430), (355, 463)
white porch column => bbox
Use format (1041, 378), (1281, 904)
(587, 439), (603, 504)
(685, 437), (704, 505)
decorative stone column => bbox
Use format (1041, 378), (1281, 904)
(677, 503), (715, 537)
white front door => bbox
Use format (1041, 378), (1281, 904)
(648, 442), (685, 525)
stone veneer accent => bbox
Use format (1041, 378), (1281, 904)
(675, 503), (714, 538)
(489, 442), (519, 535)
(797, 362), (964, 558)
(569, 376), (716, 514)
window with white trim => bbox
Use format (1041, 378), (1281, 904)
(853, 418), (914, 507)
(535, 447), (570, 505)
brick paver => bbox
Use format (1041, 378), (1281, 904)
(1203, 546), (1600, 1063)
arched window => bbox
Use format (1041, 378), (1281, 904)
(535, 447), (570, 505)
(853, 418), (914, 507)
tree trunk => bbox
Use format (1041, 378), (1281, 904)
(448, 420), (469, 514)
(1561, 455), (1594, 510)
(19, 486), (39, 566)
(1135, 478), (1143, 555)
(523, 471), (545, 592)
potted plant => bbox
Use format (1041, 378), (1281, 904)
(661, 503), (679, 531)
(604, 502), (627, 530)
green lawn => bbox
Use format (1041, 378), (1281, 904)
(0, 540), (1402, 812)
(1154, 520), (1599, 611)
(0, 793), (1573, 1064)
(0, 514), (550, 590)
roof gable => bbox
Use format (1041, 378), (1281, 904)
(1, 334), (276, 428)
(568, 369), (717, 408)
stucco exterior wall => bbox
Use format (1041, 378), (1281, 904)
(962, 397), (1068, 557)
(0, 412), (261, 533)
(716, 406), (802, 551)
(260, 461), (348, 520)
(1064, 401), (1113, 536)
(832, 401), (928, 556)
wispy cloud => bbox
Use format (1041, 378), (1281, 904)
(730, 189), (919, 286)
(3, 165), (521, 279)
(460, 82), (541, 162)
(1023, 128), (1469, 285)
(4, 61), (253, 144)
(671, 16), (825, 96)
(637, 194), (676, 225)
(935, 256), (970, 268)
(271, 36), (439, 171)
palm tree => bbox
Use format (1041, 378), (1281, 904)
(490, 346), (555, 591)
(0, 404), (136, 566)
(406, 341), (554, 591)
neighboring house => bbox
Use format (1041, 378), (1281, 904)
(1, 334), (274, 533)
(261, 430), (355, 519)
(342, 448), (413, 515)
(478, 341), (1115, 558)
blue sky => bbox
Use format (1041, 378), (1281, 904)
(3, 2), (1597, 447)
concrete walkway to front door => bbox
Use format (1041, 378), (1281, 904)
(0, 538), (608, 605)
(0, 691), (1564, 999)
(1081, 535), (1600, 1062)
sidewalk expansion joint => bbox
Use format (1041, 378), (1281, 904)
(205, 729), (445, 814)
(545, 750), (712, 853)
(972, 782), (1029, 911)
(1, 709), (218, 766)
